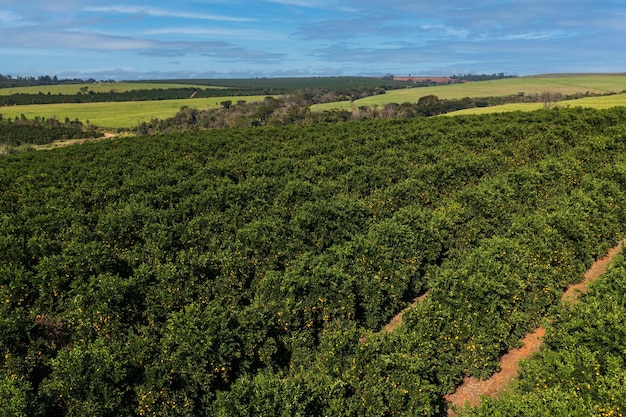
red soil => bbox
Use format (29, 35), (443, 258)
(381, 291), (429, 334)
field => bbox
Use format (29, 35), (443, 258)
(2, 107), (626, 416)
(0, 82), (223, 95)
(311, 74), (626, 111)
(446, 92), (626, 116)
(2, 74), (625, 129)
(144, 76), (409, 90)
(0, 95), (270, 128)
(313, 92), (626, 118)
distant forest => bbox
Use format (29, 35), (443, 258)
(450, 73), (518, 81)
(0, 73), (518, 89)
(0, 74), (106, 88)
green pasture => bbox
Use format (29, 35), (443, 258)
(446, 92), (626, 116)
(3, 74), (625, 127)
(0, 82), (224, 96)
(0, 95), (269, 128)
(311, 74), (626, 111)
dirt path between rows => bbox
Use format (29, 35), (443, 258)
(34, 132), (119, 151)
(445, 238), (626, 416)
(381, 291), (429, 334)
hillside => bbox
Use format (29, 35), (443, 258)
(461, 249), (626, 416)
(2, 74), (625, 129)
(2, 108), (626, 416)
(312, 74), (626, 112)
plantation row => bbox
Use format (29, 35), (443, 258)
(464, 251), (626, 416)
(144, 76), (410, 92)
(0, 85), (388, 107)
(0, 74), (410, 92)
(0, 78), (407, 107)
(0, 88), (249, 106)
(1, 108), (626, 416)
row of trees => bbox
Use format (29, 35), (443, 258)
(147, 76), (409, 93)
(135, 91), (600, 134)
(450, 73), (518, 81)
(0, 115), (100, 147)
(1, 107), (626, 415)
(0, 73), (102, 88)
(463, 252), (626, 416)
(0, 85), (387, 107)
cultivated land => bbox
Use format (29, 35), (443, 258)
(2, 107), (626, 416)
(445, 93), (626, 116)
(2, 74), (625, 129)
(0, 95), (270, 128)
(0, 82), (223, 95)
(311, 74), (626, 112)
(446, 239), (626, 416)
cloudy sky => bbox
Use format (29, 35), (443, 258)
(1, 0), (625, 79)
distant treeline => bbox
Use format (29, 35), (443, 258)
(0, 88), (253, 106)
(0, 85), (387, 106)
(0, 73), (108, 88)
(450, 73), (518, 81)
(139, 76), (410, 93)
(0, 115), (100, 146)
(0, 73), (517, 90)
(134, 90), (595, 134)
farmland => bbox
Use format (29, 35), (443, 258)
(462, 249), (626, 416)
(2, 106), (626, 416)
(0, 95), (270, 128)
(0, 82), (222, 96)
(445, 92), (626, 116)
(2, 74), (625, 129)
(0, 76), (405, 128)
(311, 74), (626, 112)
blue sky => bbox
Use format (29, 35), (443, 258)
(1, 0), (625, 79)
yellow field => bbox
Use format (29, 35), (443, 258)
(0, 82), (224, 95)
(311, 74), (626, 112)
(3, 74), (626, 128)
(0, 96), (269, 128)
(446, 93), (626, 116)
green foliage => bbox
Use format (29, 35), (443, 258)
(39, 338), (133, 416)
(461, 254), (626, 417)
(145, 76), (409, 92)
(0, 374), (30, 417)
(0, 115), (98, 146)
(2, 108), (626, 415)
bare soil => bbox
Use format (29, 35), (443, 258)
(382, 291), (429, 334)
(33, 132), (118, 151)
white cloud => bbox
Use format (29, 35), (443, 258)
(84, 5), (256, 22)
(262, 0), (359, 12)
(503, 31), (571, 41)
(0, 29), (156, 50)
(0, 10), (28, 27)
(144, 27), (281, 41)
(263, 0), (327, 7)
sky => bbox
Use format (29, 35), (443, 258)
(1, 0), (625, 80)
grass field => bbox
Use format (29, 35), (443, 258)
(445, 92), (626, 116)
(3, 74), (626, 128)
(0, 95), (269, 128)
(311, 74), (626, 111)
(0, 82), (224, 95)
